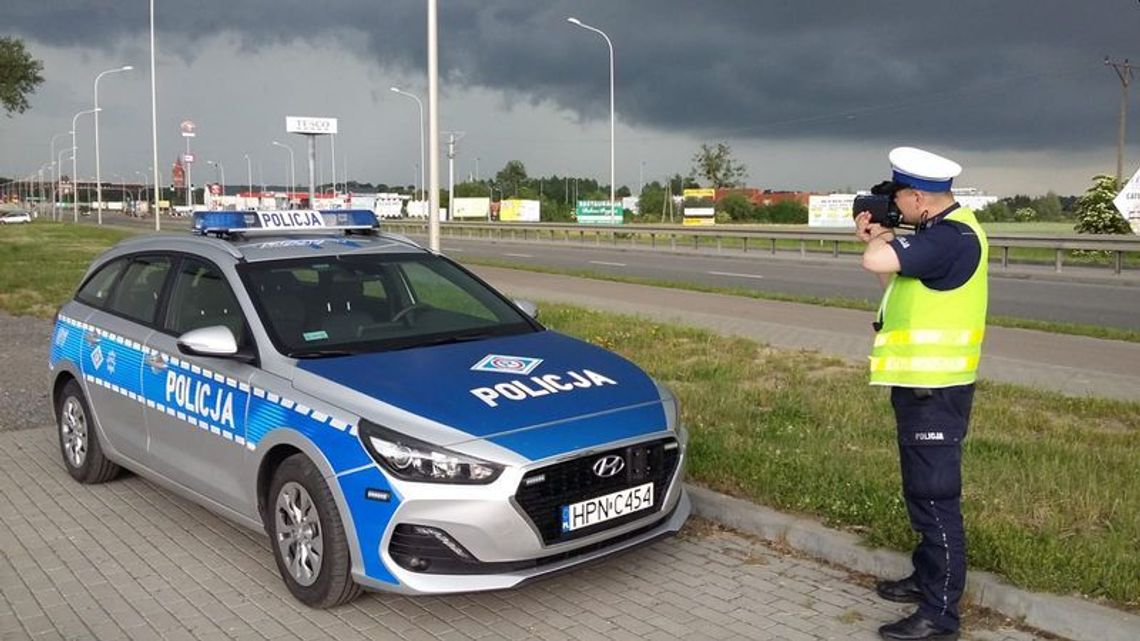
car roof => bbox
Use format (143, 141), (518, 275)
(103, 230), (430, 265)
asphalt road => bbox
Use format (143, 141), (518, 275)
(419, 234), (1140, 332)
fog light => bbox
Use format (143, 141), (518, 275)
(408, 556), (431, 571)
(413, 525), (472, 560)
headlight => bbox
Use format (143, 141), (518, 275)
(358, 420), (503, 484)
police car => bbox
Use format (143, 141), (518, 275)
(49, 210), (690, 607)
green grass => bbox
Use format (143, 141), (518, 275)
(0, 221), (135, 317)
(463, 257), (1140, 343)
(537, 302), (1140, 609)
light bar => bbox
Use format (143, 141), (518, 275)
(192, 210), (379, 236)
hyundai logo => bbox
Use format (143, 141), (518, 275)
(592, 455), (625, 478)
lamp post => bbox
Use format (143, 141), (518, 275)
(271, 141), (296, 206)
(243, 153), (253, 200)
(135, 171), (148, 215)
(49, 132), (69, 220)
(390, 87), (426, 203)
(567, 17), (616, 224)
(58, 148), (72, 219)
(94, 65), (133, 225)
(71, 107), (101, 223)
(149, 0), (161, 230)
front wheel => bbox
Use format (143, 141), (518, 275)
(57, 379), (120, 484)
(267, 454), (361, 608)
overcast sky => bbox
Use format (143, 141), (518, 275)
(3, 0), (1140, 196)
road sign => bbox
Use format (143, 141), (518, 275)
(182, 153), (196, 164)
(1113, 166), (1140, 234)
(180, 120), (196, 137)
(576, 200), (621, 225)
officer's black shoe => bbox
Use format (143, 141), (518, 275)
(878, 613), (959, 640)
(875, 576), (923, 603)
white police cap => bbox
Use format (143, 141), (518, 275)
(889, 147), (962, 192)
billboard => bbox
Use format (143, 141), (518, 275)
(576, 200), (621, 225)
(285, 116), (338, 135)
(809, 194), (857, 228)
(499, 199), (540, 222)
(453, 197), (490, 219)
(682, 188), (715, 218)
(350, 193), (403, 218)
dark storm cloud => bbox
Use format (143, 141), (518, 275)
(7, 0), (1139, 151)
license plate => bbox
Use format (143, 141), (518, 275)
(561, 482), (654, 533)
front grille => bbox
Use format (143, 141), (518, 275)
(515, 437), (680, 544)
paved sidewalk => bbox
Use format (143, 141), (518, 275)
(0, 428), (1043, 641)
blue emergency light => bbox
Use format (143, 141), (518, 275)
(192, 210), (379, 236)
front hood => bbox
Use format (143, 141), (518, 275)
(294, 331), (668, 458)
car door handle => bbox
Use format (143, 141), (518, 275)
(145, 353), (167, 373)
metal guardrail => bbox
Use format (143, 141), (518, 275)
(382, 220), (1140, 275)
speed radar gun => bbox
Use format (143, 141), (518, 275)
(851, 181), (904, 228)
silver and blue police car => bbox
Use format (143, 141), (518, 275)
(49, 210), (690, 607)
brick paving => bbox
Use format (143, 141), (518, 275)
(0, 427), (1046, 641)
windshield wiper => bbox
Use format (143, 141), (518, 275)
(391, 331), (495, 350)
(285, 349), (359, 359)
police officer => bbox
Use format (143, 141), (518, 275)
(855, 147), (988, 641)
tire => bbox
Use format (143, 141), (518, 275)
(267, 454), (361, 608)
(57, 379), (121, 484)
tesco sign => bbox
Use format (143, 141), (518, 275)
(285, 116), (338, 135)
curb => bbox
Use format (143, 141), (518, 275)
(686, 484), (1140, 641)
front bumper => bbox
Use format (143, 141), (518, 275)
(353, 433), (689, 594)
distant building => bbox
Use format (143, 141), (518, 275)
(714, 188), (812, 207)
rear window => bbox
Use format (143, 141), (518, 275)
(76, 258), (127, 308)
(106, 256), (172, 325)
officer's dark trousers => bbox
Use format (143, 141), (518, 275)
(890, 384), (974, 632)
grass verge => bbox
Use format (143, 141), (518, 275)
(537, 302), (1140, 610)
(0, 222), (135, 317)
(464, 256), (1140, 343)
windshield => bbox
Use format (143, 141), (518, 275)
(240, 253), (539, 357)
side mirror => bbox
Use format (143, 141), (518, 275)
(514, 299), (539, 320)
(177, 325), (238, 357)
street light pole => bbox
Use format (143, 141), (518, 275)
(390, 87), (426, 203)
(567, 17), (616, 224)
(71, 107), (101, 223)
(243, 154), (253, 200)
(58, 148), (72, 220)
(49, 132), (69, 221)
(271, 141), (296, 206)
(149, 0), (161, 230)
(94, 65), (133, 225)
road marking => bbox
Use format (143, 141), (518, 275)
(445, 247), (465, 252)
(708, 270), (764, 280)
(504, 253), (533, 258)
(589, 260), (627, 267)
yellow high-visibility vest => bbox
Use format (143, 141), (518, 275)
(870, 207), (988, 387)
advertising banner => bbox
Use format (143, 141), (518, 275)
(682, 188), (715, 220)
(499, 199), (540, 222)
(576, 200), (621, 225)
(809, 194), (857, 228)
(453, 197), (490, 219)
(286, 116), (338, 135)
(1114, 166), (1140, 234)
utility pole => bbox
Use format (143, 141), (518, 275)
(444, 131), (465, 222)
(1106, 56), (1134, 186)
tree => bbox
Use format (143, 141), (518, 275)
(690, 142), (747, 188)
(1013, 207), (1037, 223)
(495, 160), (527, 196)
(1073, 175), (1133, 235)
(0, 37), (44, 117)
(715, 192), (756, 222)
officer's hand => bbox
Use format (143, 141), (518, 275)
(867, 222), (894, 243)
(855, 211), (874, 242)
